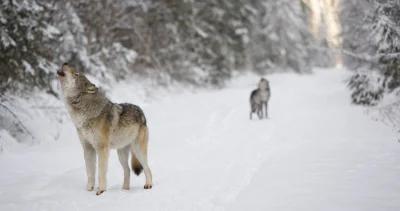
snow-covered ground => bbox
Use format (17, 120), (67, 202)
(1, 69), (399, 210)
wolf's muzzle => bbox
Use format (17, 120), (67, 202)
(57, 69), (65, 77)
(57, 63), (68, 77)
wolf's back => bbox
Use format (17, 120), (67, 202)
(117, 103), (147, 126)
(250, 89), (258, 102)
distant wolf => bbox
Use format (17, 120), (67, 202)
(57, 63), (152, 195)
(250, 78), (271, 119)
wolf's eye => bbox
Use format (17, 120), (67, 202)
(74, 72), (79, 77)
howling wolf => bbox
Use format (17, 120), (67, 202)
(57, 63), (152, 195)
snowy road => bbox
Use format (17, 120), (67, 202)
(1, 70), (399, 210)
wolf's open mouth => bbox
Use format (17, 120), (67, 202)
(57, 70), (65, 77)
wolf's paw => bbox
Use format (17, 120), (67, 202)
(122, 185), (130, 190)
(87, 184), (94, 191)
(96, 190), (105, 195)
(144, 184), (152, 189)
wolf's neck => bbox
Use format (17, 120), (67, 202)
(65, 92), (110, 127)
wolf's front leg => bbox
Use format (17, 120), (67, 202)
(264, 102), (269, 119)
(257, 104), (263, 119)
(96, 146), (110, 195)
(82, 142), (96, 191)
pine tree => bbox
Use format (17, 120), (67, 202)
(0, 0), (60, 94)
(371, 0), (400, 91)
(345, 0), (400, 105)
(248, 0), (312, 73)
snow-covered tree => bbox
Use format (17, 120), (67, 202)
(248, 0), (313, 73)
(0, 0), (321, 94)
(371, 0), (400, 91)
(343, 0), (400, 105)
(340, 0), (374, 69)
(0, 0), (60, 94)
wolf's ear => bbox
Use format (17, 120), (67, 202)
(86, 84), (97, 94)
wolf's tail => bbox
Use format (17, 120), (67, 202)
(131, 153), (143, 175)
(131, 125), (149, 175)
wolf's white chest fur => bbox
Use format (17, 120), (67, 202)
(67, 107), (87, 128)
(259, 90), (270, 102)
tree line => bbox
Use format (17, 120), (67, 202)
(0, 0), (316, 95)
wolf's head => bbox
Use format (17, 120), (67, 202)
(258, 78), (269, 90)
(57, 63), (97, 97)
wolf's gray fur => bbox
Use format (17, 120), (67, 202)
(250, 78), (271, 119)
(57, 63), (152, 195)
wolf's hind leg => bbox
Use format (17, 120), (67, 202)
(118, 145), (131, 190)
(82, 142), (96, 191)
(250, 103), (257, 120)
(132, 126), (153, 189)
(131, 146), (153, 189)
